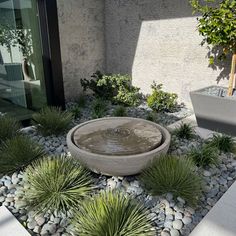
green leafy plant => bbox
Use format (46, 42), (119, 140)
(190, 0), (236, 96)
(173, 123), (195, 140)
(140, 155), (202, 206)
(91, 98), (107, 118)
(81, 71), (141, 106)
(0, 115), (21, 144)
(147, 82), (178, 112)
(207, 134), (235, 153)
(32, 107), (73, 136)
(112, 105), (127, 117)
(24, 155), (93, 214)
(187, 144), (219, 167)
(0, 135), (45, 174)
(73, 191), (155, 236)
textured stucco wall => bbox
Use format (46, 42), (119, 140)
(105, 0), (230, 106)
(57, 0), (105, 100)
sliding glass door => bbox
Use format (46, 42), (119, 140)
(0, 0), (46, 119)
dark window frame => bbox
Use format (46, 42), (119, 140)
(38, 0), (65, 109)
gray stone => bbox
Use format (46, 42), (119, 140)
(174, 212), (183, 220)
(27, 220), (37, 230)
(170, 229), (180, 236)
(35, 215), (46, 226)
(172, 220), (183, 230)
(182, 216), (192, 225)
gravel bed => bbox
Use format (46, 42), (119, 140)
(200, 86), (236, 98)
(1, 102), (236, 236)
(67, 95), (192, 126)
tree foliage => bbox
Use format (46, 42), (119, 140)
(190, 0), (236, 62)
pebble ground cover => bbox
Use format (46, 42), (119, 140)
(0, 96), (235, 236)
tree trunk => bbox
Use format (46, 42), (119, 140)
(227, 53), (236, 96)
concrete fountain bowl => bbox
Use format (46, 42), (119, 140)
(67, 117), (171, 176)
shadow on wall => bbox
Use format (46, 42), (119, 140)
(105, 0), (230, 104)
(207, 46), (231, 84)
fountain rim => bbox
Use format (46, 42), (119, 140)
(67, 117), (171, 159)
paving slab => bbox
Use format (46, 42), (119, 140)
(0, 206), (31, 236)
(190, 181), (236, 236)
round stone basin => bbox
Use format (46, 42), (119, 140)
(67, 117), (171, 176)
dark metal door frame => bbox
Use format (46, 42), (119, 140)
(37, 0), (65, 109)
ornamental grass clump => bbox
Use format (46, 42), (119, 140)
(173, 123), (195, 140)
(91, 98), (107, 118)
(112, 105), (127, 117)
(0, 135), (45, 174)
(32, 107), (73, 136)
(0, 115), (20, 144)
(187, 144), (219, 167)
(24, 155), (93, 214)
(207, 134), (235, 153)
(140, 155), (202, 206)
(73, 191), (155, 236)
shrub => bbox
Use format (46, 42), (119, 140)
(81, 71), (141, 106)
(147, 82), (178, 112)
(187, 144), (219, 167)
(91, 98), (107, 119)
(73, 191), (155, 236)
(112, 105), (127, 117)
(24, 155), (93, 214)
(0, 135), (45, 174)
(173, 123), (195, 140)
(32, 107), (73, 136)
(0, 115), (20, 144)
(140, 155), (202, 206)
(207, 134), (235, 153)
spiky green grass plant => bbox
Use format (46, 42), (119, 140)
(0, 135), (45, 174)
(187, 144), (219, 167)
(24, 155), (93, 214)
(140, 155), (202, 206)
(91, 98), (107, 118)
(207, 134), (235, 153)
(70, 105), (82, 119)
(32, 107), (73, 136)
(73, 191), (155, 236)
(112, 105), (127, 117)
(0, 115), (20, 144)
(173, 123), (194, 140)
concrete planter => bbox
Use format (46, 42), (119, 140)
(190, 86), (236, 135)
(67, 117), (171, 176)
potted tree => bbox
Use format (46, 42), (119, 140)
(189, 0), (236, 135)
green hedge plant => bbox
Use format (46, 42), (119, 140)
(32, 107), (73, 136)
(0, 135), (45, 174)
(0, 115), (20, 144)
(147, 82), (178, 112)
(140, 155), (202, 206)
(81, 71), (141, 106)
(73, 191), (155, 236)
(24, 155), (93, 214)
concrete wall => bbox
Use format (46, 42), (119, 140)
(57, 0), (105, 100)
(105, 0), (230, 106)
